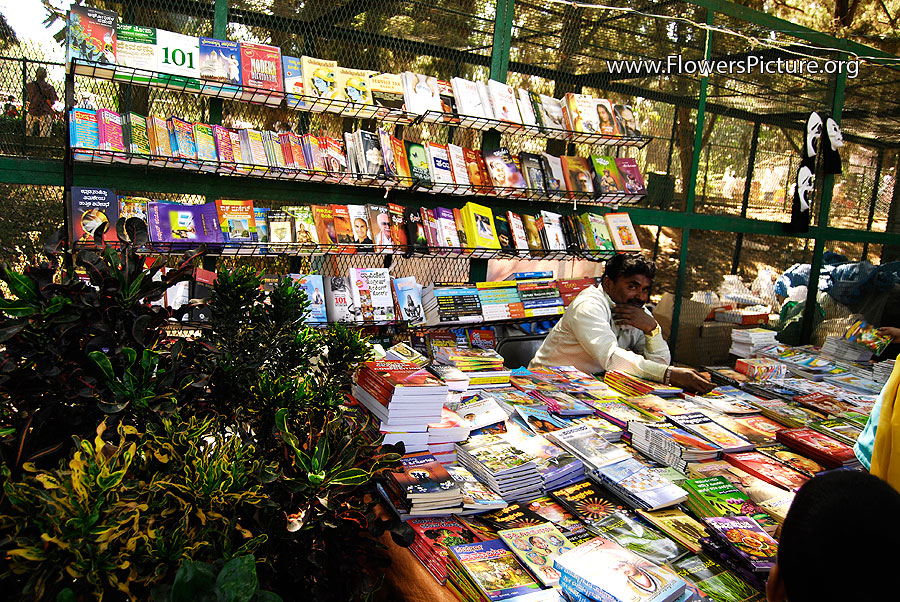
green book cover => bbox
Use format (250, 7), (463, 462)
(682, 477), (777, 533)
(672, 554), (766, 602)
(591, 511), (689, 565)
(126, 112), (150, 155)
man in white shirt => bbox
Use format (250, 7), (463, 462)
(529, 254), (714, 393)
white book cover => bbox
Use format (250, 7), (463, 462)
(155, 29), (200, 79)
(401, 71), (442, 115)
(486, 79), (522, 123)
(115, 25), (157, 81)
(507, 212), (529, 250)
(346, 204), (372, 246)
(349, 267), (395, 322)
(538, 94), (565, 130)
(324, 276), (357, 322)
(451, 77), (489, 119)
(476, 81), (495, 119)
(425, 143), (455, 188)
(516, 88), (537, 126)
(604, 212), (642, 252)
(446, 144), (471, 189)
(541, 152), (567, 193)
(433, 207), (461, 248)
(343, 132), (359, 175)
(540, 210), (566, 250)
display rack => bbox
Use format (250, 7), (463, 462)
(70, 60), (654, 148)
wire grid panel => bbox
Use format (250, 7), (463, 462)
(0, 183), (64, 267)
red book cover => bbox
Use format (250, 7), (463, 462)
(390, 136), (412, 181)
(723, 451), (809, 491)
(420, 208), (439, 250)
(462, 147), (493, 194)
(239, 42), (284, 92)
(362, 360), (446, 389)
(387, 202), (408, 251)
(775, 427), (855, 466)
(792, 393), (849, 417)
(331, 204), (355, 254)
(408, 516), (481, 562)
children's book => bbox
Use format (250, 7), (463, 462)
(301, 56), (338, 110)
(67, 5), (118, 68)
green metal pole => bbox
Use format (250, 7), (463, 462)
(732, 121), (761, 274)
(669, 8), (713, 362)
(208, 0), (229, 127)
(799, 51), (848, 344)
(861, 148), (884, 259)
(472, 0), (516, 283)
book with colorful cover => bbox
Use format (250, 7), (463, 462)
(281, 55), (306, 109)
(387, 203), (408, 252)
(266, 209), (294, 244)
(198, 37), (241, 95)
(590, 156), (623, 196)
(604, 212), (642, 251)
(67, 5), (118, 68)
(667, 413), (755, 453)
(215, 199), (257, 246)
(147, 201), (223, 245)
(348, 267), (395, 322)
(775, 427), (857, 465)
(560, 156), (595, 196)
(405, 141), (432, 183)
(409, 516), (483, 574)
(446, 466), (507, 512)
(616, 157), (647, 198)
(498, 523), (574, 587)
(392, 276), (425, 325)
(193, 122), (217, 165)
(115, 25), (156, 84)
(671, 554), (766, 602)
(70, 187), (118, 246)
(478, 502), (547, 532)
(168, 116), (197, 160)
(753, 444), (825, 479)
(391, 451), (459, 500)
(515, 406), (570, 435)
(239, 42), (283, 104)
(550, 479), (627, 526)
(590, 510), (690, 565)
(483, 148), (528, 191)
(703, 516), (777, 571)
(554, 535), (686, 602)
(723, 452), (809, 491)
(807, 418), (862, 446)
(448, 540), (542, 602)
(596, 457), (689, 511)
(70, 108), (99, 155)
(681, 477), (778, 534)
(97, 108), (125, 156)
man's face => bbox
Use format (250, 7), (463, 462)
(611, 558), (638, 578)
(377, 214), (390, 232)
(353, 219), (368, 240)
(603, 273), (651, 306)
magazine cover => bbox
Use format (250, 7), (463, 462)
(199, 37), (241, 86)
(215, 199), (257, 245)
(498, 523), (574, 587)
(703, 516), (777, 571)
(723, 452), (809, 491)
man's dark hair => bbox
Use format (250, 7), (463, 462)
(602, 253), (656, 281)
(778, 471), (900, 602)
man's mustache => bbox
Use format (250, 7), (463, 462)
(627, 299), (645, 307)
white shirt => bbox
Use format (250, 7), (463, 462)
(528, 285), (671, 381)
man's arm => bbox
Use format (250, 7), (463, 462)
(568, 299), (668, 382)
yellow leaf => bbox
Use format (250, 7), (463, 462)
(196, 508), (207, 526)
(35, 474), (61, 489)
(40, 534), (70, 550)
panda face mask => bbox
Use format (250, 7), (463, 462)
(806, 112), (823, 158)
(826, 118), (844, 149)
(797, 165), (814, 211)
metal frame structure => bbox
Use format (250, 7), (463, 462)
(2, 0), (899, 352)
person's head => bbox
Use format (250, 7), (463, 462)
(35, 67), (47, 81)
(608, 553), (639, 578)
(767, 471), (900, 602)
(596, 102), (613, 125)
(376, 212), (390, 233)
(486, 156), (507, 186)
(353, 218), (369, 241)
(601, 254), (656, 306)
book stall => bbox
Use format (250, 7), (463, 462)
(2, 1), (899, 601)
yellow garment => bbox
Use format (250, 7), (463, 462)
(870, 359), (900, 489)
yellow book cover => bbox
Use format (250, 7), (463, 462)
(301, 56), (339, 107)
(462, 202), (500, 250)
(335, 66), (374, 106)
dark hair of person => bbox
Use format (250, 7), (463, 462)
(602, 253), (656, 281)
(777, 471), (900, 602)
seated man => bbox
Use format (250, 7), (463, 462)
(766, 470), (900, 602)
(529, 254), (713, 393)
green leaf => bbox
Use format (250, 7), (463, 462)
(307, 471), (326, 485)
(0, 298), (36, 317)
(253, 592), (283, 602)
(170, 558), (216, 602)
(0, 265), (39, 303)
(88, 350), (116, 382)
(215, 555), (258, 602)
(55, 588), (77, 602)
(328, 468), (370, 486)
(312, 435), (329, 472)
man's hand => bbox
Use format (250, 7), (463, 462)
(612, 304), (658, 334)
(668, 367), (715, 394)
(877, 326), (900, 342)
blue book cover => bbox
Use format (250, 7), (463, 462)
(147, 201), (223, 246)
(515, 406), (571, 435)
(448, 539), (542, 601)
(199, 37), (241, 95)
(70, 108), (99, 162)
(507, 271), (554, 280)
(254, 207), (269, 253)
(282, 55), (307, 109)
(290, 274), (327, 323)
(392, 276), (425, 325)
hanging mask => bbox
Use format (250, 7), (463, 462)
(805, 112), (823, 159)
(823, 117), (844, 175)
(796, 165), (814, 211)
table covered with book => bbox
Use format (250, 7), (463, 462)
(357, 331), (881, 602)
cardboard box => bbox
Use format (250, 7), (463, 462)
(652, 292), (716, 339)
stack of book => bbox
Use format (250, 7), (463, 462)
(383, 451), (464, 518)
(554, 536), (687, 602)
(352, 360), (449, 452)
(820, 335), (875, 362)
(822, 372), (882, 395)
(681, 476), (778, 535)
(729, 328), (778, 358)
(557, 277), (597, 305)
(456, 434), (543, 502)
(426, 407), (471, 465)
(671, 552), (767, 602)
(700, 516), (778, 592)
(498, 522), (574, 587)
(592, 457), (688, 511)
(807, 417), (863, 446)
(502, 426), (585, 491)
(407, 516), (484, 584)
(627, 421), (721, 471)
(775, 427), (861, 468)
(605, 372), (683, 397)
(456, 393), (508, 432)
(635, 508), (709, 554)
(515, 279), (565, 318)
(435, 346), (511, 389)
(548, 425), (631, 471)
(446, 465), (508, 514)
(422, 282), (483, 326)
(873, 358), (894, 383)
(592, 399), (663, 430)
(666, 412), (756, 454)
(446, 540), (547, 602)
(476, 281), (525, 321)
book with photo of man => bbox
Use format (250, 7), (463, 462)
(590, 155), (625, 197)
(482, 148), (527, 193)
(198, 37), (241, 95)
(561, 156), (596, 196)
(367, 204), (393, 252)
(614, 103), (642, 137)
